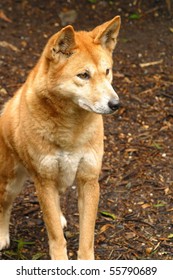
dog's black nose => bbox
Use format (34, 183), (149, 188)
(108, 99), (120, 111)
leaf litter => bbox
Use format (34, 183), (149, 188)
(0, 0), (173, 260)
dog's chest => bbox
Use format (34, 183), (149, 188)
(38, 150), (82, 187)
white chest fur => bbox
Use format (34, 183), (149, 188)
(38, 150), (83, 190)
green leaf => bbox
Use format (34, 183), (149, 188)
(129, 13), (141, 20)
(100, 211), (116, 220)
(152, 142), (162, 150)
(3, 250), (17, 257)
(153, 203), (166, 208)
(121, 38), (129, 43)
(14, 239), (35, 253)
(32, 252), (45, 260)
(168, 233), (173, 239)
(88, 0), (97, 3)
(15, 239), (35, 246)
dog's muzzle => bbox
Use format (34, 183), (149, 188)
(108, 98), (120, 111)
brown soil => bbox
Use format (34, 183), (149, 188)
(0, 0), (173, 260)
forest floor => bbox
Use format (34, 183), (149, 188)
(0, 0), (173, 260)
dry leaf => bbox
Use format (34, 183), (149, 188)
(125, 148), (138, 153)
(99, 224), (114, 234)
(164, 187), (170, 195)
(125, 232), (136, 239)
(124, 77), (132, 83)
(146, 247), (153, 255)
(141, 203), (151, 209)
(113, 72), (125, 78)
(0, 10), (12, 23)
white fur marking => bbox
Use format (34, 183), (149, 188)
(39, 151), (83, 187)
(0, 164), (27, 251)
(60, 213), (67, 229)
(0, 221), (10, 250)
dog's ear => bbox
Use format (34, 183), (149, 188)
(50, 25), (76, 59)
(92, 16), (121, 52)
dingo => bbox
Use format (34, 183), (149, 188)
(0, 16), (121, 259)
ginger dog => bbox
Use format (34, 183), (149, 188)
(0, 16), (121, 259)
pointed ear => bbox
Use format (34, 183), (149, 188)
(92, 16), (121, 52)
(51, 25), (76, 59)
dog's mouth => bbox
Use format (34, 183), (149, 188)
(78, 100), (93, 112)
(78, 99), (118, 115)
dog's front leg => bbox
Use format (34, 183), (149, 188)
(77, 178), (100, 260)
(34, 178), (68, 260)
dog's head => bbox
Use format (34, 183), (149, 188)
(44, 16), (121, 114)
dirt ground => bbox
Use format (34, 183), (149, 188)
(0, 0), (173, 260)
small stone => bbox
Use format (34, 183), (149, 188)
(59, 9), (77, 26)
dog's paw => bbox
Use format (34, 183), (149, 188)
(0, 234), (10, 250)
(60, 213), (67, 229)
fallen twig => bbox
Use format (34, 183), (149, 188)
(160, 92), (173, 100)
(0, 41), (20, 52)
(166, 0), (171, 13)
(124, 218), (155, 229)
(140, 59), (163, 68)
(23, 205), (40, 216)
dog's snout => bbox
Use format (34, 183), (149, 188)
(108, 99), (120, 111)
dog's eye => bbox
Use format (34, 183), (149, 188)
(77, 72), (90, 80)
(106, 68), (110, 75)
